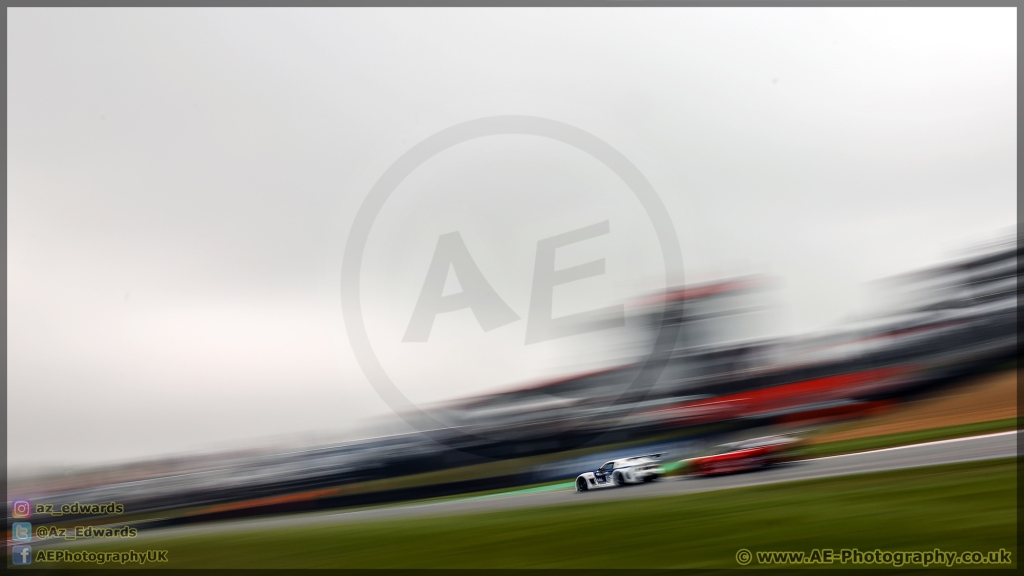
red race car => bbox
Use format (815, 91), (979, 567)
(681, 435), (799, 476)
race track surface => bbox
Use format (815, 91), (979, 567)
(72, 430), (1021, 542)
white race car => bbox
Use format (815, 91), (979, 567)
(575, 453), (663, 491)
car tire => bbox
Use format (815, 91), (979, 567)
(576, 478), (589, 492)
(614, 472), (626, 487)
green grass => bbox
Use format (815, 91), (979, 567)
(304, 478), (578, 514)
(795, 417), (1018, 459)
(63, 458), (1015, 568)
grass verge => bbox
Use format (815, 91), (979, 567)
(795, 417), (1018, 459)
(58, 457), (1016, 568)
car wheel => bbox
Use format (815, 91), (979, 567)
(614, 472), (625, 487)
(576, 478), (589, 492)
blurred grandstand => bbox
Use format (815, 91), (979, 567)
(8, 232), (1017, 532)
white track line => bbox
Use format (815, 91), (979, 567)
(812, 429), (1017, 461)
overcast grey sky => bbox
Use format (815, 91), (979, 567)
(7, 8), (1016, 470)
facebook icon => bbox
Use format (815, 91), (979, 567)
(12, 545), (32, 565)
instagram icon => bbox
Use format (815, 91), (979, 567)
(11, 500), (31, 518)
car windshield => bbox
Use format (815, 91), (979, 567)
(599, 462), (614, 471)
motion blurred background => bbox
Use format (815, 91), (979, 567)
(6, 7), (1017, 566)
